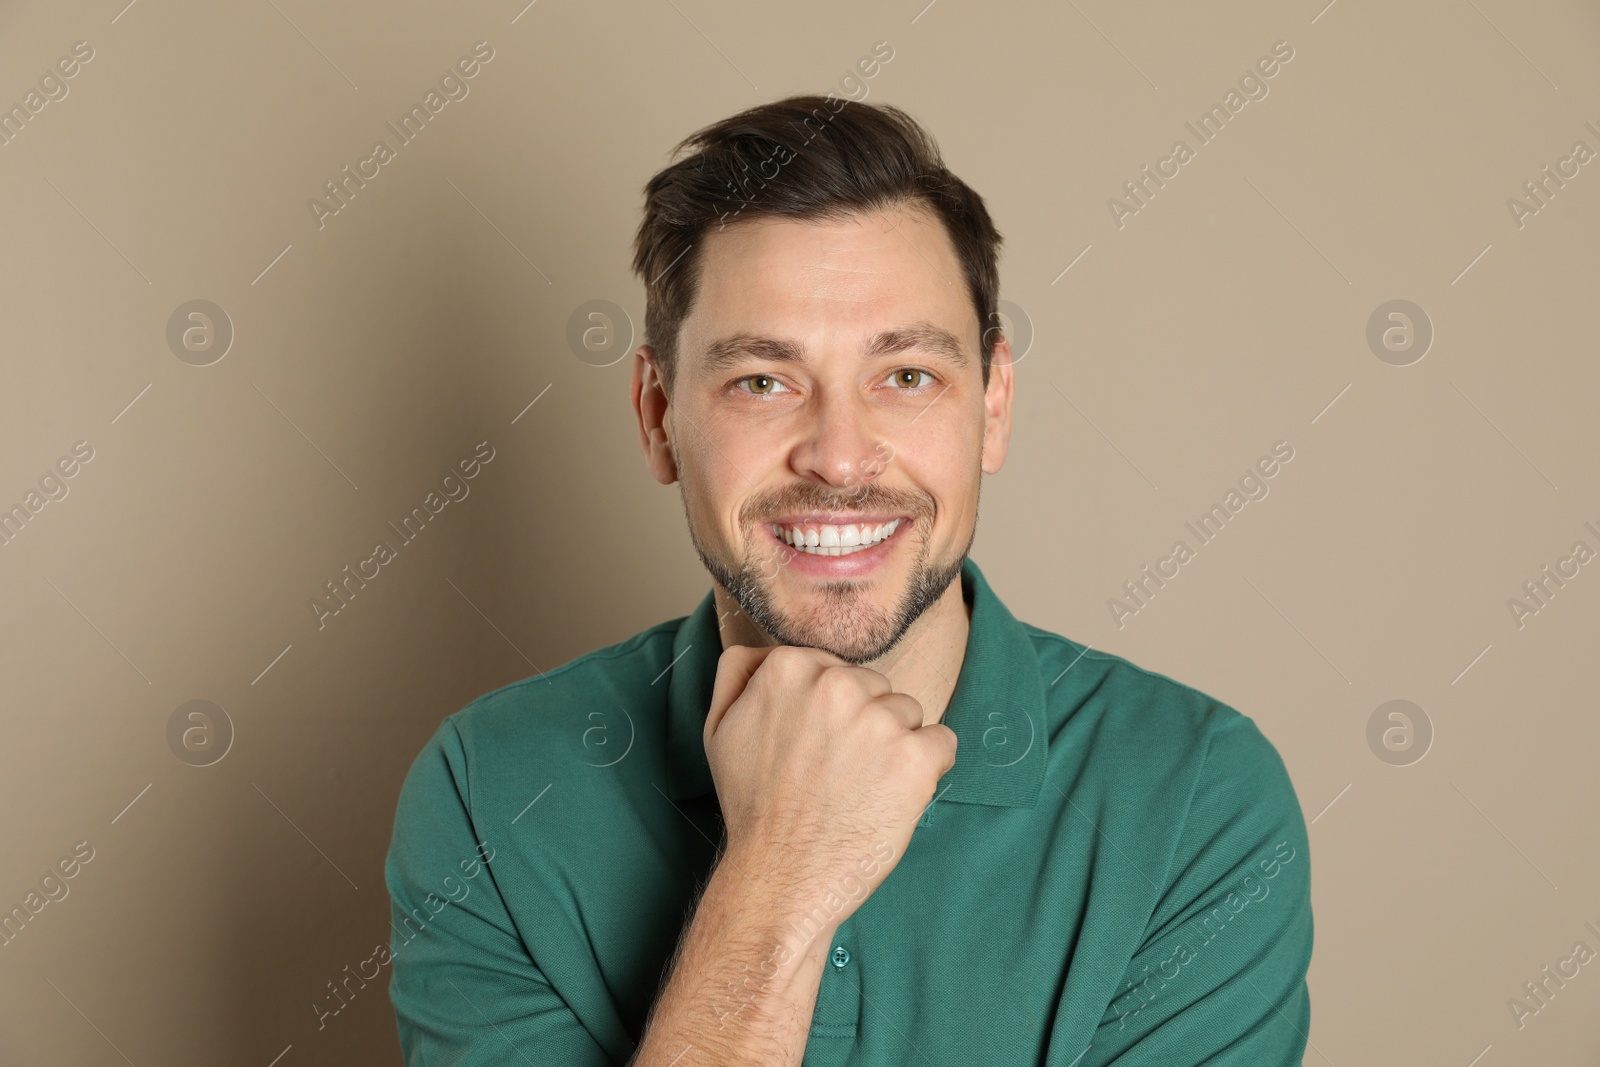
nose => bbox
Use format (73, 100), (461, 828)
(787, 383), (883, 492)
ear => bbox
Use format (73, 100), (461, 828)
(631, 344), (679, 485)
(980, 333), (1014, 475)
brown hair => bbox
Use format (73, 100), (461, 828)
(630, 94), (1003, 394)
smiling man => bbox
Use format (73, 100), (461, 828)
(385, 95), (1313, 1066)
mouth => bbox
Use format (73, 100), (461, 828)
(768, 517), (903, 557)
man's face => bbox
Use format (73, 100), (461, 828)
(633, 201), (1013, 664)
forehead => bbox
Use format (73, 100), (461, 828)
(678, 203), (973, 356)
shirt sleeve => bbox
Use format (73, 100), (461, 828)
(385, 717), (617, 1066)
(1086, 709), (1315, 1066)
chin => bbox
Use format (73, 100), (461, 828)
(764, 596), (909, 665)
(693, 530), (968, 666)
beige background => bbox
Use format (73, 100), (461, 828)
(2, 0), (1598, 1063)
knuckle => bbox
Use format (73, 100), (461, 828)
(764, 644), (801, 665)
(718, 644), (757, 671)
(816, 665), (859, 701)
(863, 700), (904, 736)
(764, 645), (809, 675)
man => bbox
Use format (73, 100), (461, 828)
(385, 94), (1312, 1065)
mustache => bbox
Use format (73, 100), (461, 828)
(742, 482), (928, 523)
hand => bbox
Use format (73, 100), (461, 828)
(702, 644), (958, 920)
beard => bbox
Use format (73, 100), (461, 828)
(682, 473), (976, 665)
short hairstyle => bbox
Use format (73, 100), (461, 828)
(630, 94), (1004, 395)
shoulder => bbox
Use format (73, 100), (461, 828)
(399, 615), (685, 813)
(1021, 623), (1300, 834)
(450, 616), (682, 740)
(1023, 622), (1270, 756)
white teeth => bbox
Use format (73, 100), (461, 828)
(772, 519), (902, 557)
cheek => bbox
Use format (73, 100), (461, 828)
(678, 441), (756, 546)
(895, 414), (983, 505)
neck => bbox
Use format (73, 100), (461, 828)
(710, 573), (972, 726)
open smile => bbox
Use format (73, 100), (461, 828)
(770, 518), (902, 557)
(760, 515), (911, 580)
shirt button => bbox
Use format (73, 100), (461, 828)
(830, 945), (851, 968)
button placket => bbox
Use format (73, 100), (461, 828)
(808, 920), (861, 1039)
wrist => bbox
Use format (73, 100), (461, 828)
(709, 846), (840, 962)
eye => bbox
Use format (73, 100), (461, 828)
(886, 368), (936, 389)
(735, 374), (791, 395)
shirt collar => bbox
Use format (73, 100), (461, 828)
(664, 557), (1047, 809)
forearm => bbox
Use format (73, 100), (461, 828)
(630, 850), (834, 1066)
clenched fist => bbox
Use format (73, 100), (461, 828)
(702, 644), (958, 919)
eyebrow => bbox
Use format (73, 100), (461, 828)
(700, 320), (971, 376)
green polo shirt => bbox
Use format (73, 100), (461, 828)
(385, 558), (1312, 1065)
